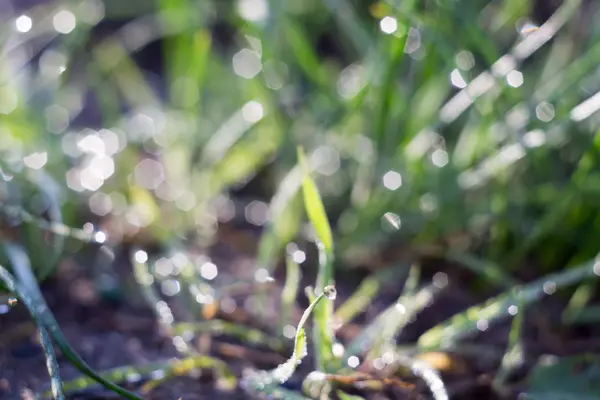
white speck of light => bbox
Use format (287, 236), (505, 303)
(292, 250), (306, 264)
(332, 343), (345, 358)
(383, 170), (402, 191)
(283, 324), (296, 339)
(23, 152), (48, 170)
(395, 303), (406, 314)
(94, 231), (107, 243)
(155, 258), (174, 277)
(200, 262), (218, 281)
(134, 159), (164, 190)
(570, 90), (600, 122)
(456, 50), (475, 71)
(78, 134), (105, 156)
(237, 0), (269, 22)
(337, 64), (366, 99)
(373, 358), (385, 370)
(450, 69), (467, 89)
(506, 70), (524, 88)
(523, 130), (546, 148)
(433, 272), (449, 289)
(593, 261), (600, 276)
(53, 10), (76, 34)
(347, 356), (360, 368)
(508, 305), (518, 315)
(232, 48), (262, 79)
(476, 319), (489, 331)
(380, 16), (398, 35)
(134, 250), (148, 264)
(254, 268), (273, 283)
(89, 192), (113, 216)
(431, 149), (449, 167)
(535, 102), (555, 122)
(245, 200), (269, 226)
(79, 167), (104, 191)
(383, 212), (401, 230)
(241, 100), (264, 123)
(543, 281), (556, 295)
(15, 15), (32, 33)
(161, 279), (181, 296)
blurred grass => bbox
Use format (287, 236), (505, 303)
(2, 0), (600, 398)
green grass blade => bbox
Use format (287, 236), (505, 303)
(418, 256), (600, 350)
(3, 242), (142, 400)
(298, 146), (337, 372)
(297, 146), (334, 255)
(41, 355), (235, 398)
(0, 265), (65, 400)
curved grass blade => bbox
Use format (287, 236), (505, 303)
(418, 256), (600, 350)
(242, 285), (336, 394)
(40, 355), (235, 398)
(172, 320), (286, 353)
(0, 265), (65, 400)
(3, 242), (142, 400)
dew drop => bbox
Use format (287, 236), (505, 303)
(324, 285), (337, 300)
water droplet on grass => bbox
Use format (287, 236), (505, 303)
(324, 285), (337, 300)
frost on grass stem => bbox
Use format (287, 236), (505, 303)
(242, 286), (336, 393)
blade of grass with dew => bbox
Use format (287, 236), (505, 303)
(393, 354), (448, 400)
(40, 355), (236, 398)
(418, 256), (600, 350)
(242, 285), (336, 394)
(0, 266), (65, 399)
(172, 320), (286, 353)
(1, 243), (141, 400)
(139, 355), (237, 394)
(298, 146), (336, 372)
(280, 254), (302, 332)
